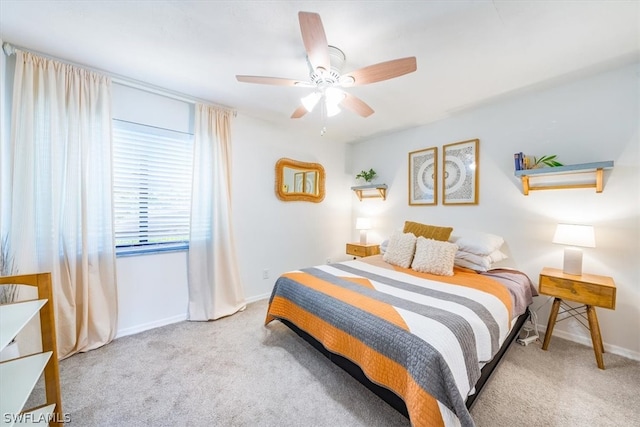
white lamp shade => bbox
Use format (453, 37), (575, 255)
(552, 224), (595, 276)
(301, 92), (321, 112)
(355, 218), (371, 230)
(325, 102), (341, 117)
(552, 224), (596, 248)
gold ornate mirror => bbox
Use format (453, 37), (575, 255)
(275, 158), (325, 202)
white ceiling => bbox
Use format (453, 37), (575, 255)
(1, 1), (638, 143)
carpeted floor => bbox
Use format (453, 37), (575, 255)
(28, 299), (640, 426)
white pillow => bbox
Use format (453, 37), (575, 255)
(411, 237), (458, 276)
(454, 249), (508, 271)
(383, 232), (417, 268)
(449, 229), (504, 256)
(453, 258), (487, 271)
(487, 249), (508, 264)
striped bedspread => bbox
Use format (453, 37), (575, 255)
(265, 258), (520, 427)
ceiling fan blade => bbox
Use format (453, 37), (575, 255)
(342, 57), (417, 86)
(298, 12), (330, 72)
(236, 75), (307, 86)
(290, 105), (308, 119)
(341, 92), (374, 118)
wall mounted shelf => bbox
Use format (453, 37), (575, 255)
(351, 184), (388, 201)
(514, 161), (614, 195)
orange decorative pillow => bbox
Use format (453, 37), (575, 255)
(403, 221), (453, 242)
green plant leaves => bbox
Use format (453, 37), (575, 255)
(356, 168), (377, 182)
(534, 155), (563, 167)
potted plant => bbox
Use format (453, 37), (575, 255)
(356, 168), (377, 184)
(0, 235), (20, 361)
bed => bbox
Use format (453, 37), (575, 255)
(265, 226), (536, 427)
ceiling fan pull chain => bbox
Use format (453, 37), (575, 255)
(320, 97), (327, 136)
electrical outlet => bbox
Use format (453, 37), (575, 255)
(262, 269), (269, 280)
(326, 258), (332, 264)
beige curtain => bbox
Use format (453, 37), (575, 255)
(187, 104), (245, 320)
(4, 50), (118, 358)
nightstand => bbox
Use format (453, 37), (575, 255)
(538, 267), (616, 369)
(346, 243), (380, 258)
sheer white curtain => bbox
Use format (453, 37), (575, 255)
(188, 104), (245, 320)
(4, 50), (117, 358)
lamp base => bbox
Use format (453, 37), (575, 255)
(359, 230), (367, 245)
(563, 247), (583, 276)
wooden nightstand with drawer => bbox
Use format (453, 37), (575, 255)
(346, 243), (380, 258)
(539, 267), (616, 369)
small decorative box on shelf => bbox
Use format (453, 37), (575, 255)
(514, 161), (614, 195)
(351, 184), (387, 201)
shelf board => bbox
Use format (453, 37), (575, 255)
(514, 161), (613, 195)
(0, 299), (47, 352)
(514, 161), (613, 177)
(351, 184), (388, 201)
(7, 403), (56, 427)
(0, 352), (52, 421)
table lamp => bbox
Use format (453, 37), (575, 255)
(355, 217), (372, 244)
(552, 224), (595, 276)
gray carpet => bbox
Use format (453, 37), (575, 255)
(28, 299), (640, 426)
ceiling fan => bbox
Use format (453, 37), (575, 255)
(236, 11), (417, 121)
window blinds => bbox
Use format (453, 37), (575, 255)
(112, 119), (194, 255)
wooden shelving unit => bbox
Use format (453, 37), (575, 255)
(0, 273), (62, 426)
(514, 161), (614, 195)
(351, 184), (388, 201)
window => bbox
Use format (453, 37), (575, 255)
(112, 119), (193, 255)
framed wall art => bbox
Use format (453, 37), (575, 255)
(408, 147), (438, 205)
(442, 139), (479, 205)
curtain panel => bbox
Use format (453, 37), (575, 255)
(4, 50), (118, 358)
(187, 104), (245, 320)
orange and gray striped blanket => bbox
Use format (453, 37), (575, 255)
(265, 258), (532, 427)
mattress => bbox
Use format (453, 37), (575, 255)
(265, 255), (535, 427)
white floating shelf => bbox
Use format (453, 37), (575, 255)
(0, 300), (47, 352)
(0, 352), (52, 423)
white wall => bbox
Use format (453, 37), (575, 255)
(348, 63), (640, 359)
(231, 114), (352, 302)
(0, 42), (14, 235)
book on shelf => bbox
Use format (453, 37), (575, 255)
(514, 152), (523, 171)
(514, 152), (534, 171)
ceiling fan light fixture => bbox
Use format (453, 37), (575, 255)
(326, 102), (341, 117)
(325, 87), (346, 106)
(301, 91), (321, 112)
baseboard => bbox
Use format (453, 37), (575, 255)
(246, 292), (271, 304)
(116, 314), (187, 339)
(115, 294), (271, 339)
(537, 324), (640, 362)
